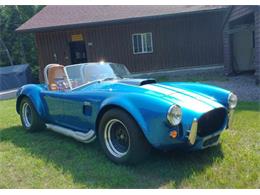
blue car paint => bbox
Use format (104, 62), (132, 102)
(16, 79), (231, 149)
(167, 82), (230, 107)
(16, 84), (47, 117)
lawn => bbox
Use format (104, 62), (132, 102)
(0, 99), (259, 188)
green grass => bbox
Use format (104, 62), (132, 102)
(0, 99), (259, 188)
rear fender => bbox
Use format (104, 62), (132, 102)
(16, 84), (46, 117)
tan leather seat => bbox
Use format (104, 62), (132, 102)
(47, 64), (69, 91)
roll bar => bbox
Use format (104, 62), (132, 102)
(44, 64), (72, 90)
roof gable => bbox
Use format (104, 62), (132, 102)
(17, 5), (227, 32)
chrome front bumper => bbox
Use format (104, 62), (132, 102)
(188, 118), (198, 145)
(188, 110), (234, 148)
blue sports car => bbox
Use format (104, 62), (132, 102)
(16, 62), (237, 164)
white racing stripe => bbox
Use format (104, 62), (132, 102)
(155, 84), (221, 108)
(142, 84), (176, 95)
(141, 84), (216, 113)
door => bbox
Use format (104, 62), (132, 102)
(42, 91), (93, 133)
(60, 97), (93, 132)
(232, 29), (254, 72)
(69, 41), (87, 64)
(42, 91), (67, 125)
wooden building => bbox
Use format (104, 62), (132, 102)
(17, 5), (228, 81)
(223, 6), (260, 84)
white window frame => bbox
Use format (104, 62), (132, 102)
(132, 32), (153, 54)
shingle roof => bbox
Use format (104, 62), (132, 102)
(17, 5), (227, 32)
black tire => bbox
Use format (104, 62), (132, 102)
(98, 108), (151, 164)
(19, 97), (45, 132)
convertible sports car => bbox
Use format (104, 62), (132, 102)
(16, 62), (237, 164)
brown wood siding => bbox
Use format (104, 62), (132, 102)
(255, 7), (260, 80)
(35, 10), (226, 80)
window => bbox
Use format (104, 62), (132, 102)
(132, 32), (153, 54)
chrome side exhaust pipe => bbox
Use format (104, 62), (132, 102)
(46, 124), (96, 143)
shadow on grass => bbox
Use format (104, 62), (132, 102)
(1, 126), (224, 188)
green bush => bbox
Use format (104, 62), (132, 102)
(0, 5), (44, 82)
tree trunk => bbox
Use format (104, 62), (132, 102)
(0, 38), (14, 66)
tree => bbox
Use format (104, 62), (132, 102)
(0, 5), (44, 80)
(0, 37), (13, 65)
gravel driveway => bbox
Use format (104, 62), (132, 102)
(134, 65), (259, 102)
(204, 75), (260, 102)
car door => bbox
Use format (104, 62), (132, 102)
(60, 92), (95, 133)
(42, 90), (95, 133)
(42, 90), (66, 125)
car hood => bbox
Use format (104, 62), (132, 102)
(141, 82), (223, 113)
(77, 78), (224, 114)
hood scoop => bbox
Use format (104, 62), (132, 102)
(118, 78), (156, 86)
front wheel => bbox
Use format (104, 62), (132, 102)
(98, 108), (151, 164)
(19, 97), (45, 132)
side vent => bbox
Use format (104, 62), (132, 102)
(83, 102), (92, 116)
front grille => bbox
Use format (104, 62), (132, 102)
(203, 135), (220, 147)
(197, 108), (227, 137)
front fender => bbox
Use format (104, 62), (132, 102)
(16, 84), (46, 117)
(100, 94), (148, 135)
(99, 93), (174, 147)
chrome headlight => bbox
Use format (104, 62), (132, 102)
(167, 104), (182, 126)
(228, 93), (238, 109)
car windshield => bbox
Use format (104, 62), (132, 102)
(65, 63), (130, 89)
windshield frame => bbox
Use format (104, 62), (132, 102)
(64, 62), (129, 90)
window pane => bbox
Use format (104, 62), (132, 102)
(146, 33), (152, 52)
(137, 35), (142, 53)
(133, 34), (143, 53)
(133, 35), (139, 53)
(143, 34), (147, 52)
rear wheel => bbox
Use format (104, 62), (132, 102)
(19, 97), (45, 132)
(98, 108), (151, 164)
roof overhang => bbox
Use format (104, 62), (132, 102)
(17, 7), (228, 33)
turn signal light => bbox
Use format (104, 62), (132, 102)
(170, 130), (178, 138)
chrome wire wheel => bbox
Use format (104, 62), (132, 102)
(104, 119), (130, 158)
(22, 102), (32, 128)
